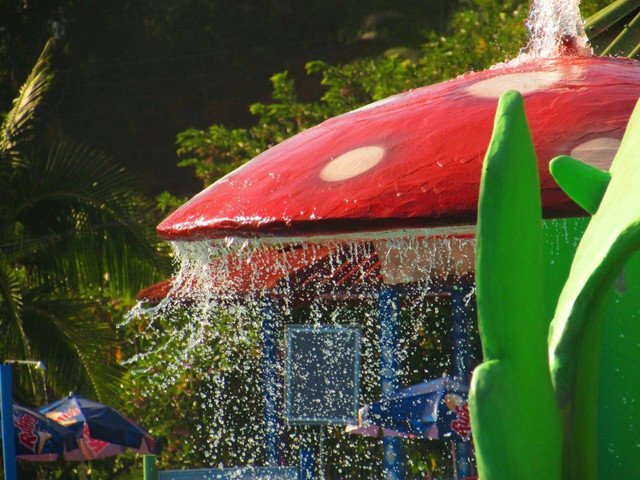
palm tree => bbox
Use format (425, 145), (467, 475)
(0, 40), (169, 405)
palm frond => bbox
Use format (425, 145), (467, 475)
(1, 39), (55, 153)
(21, 292), (126, 404)
(11, 142), (170, 298)
(0, 257), (28, 355)
(0, 257), (42, 402)
(0, 38), (168, 409)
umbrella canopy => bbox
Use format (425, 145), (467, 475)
(158, 55), (640, 241)
(39, 393), (159, 460)
(0, 404), (78, 462)
(346, 376), (471, 441)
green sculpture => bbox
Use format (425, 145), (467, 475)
(548, 97), (640, 479)
(470, 90), (562, 480)
(471, 90), (640, 479)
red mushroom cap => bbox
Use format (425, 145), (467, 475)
(158, 56), (640, 240)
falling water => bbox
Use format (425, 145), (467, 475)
(125, 231), (478, 478)
(521, 0), (592, 58)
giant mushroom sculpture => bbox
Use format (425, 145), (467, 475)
(158, 56), (640, 241)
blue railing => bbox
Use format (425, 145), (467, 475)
(157, 466), (299, 480)
(147, 449), (314, 480)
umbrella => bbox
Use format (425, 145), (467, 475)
(38, 393), (160, 461)
(346, 376), (471, 441)
(0, 404), (78, 461)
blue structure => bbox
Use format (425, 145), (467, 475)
(260, 299), (281, 466)
(375, 282), (475, 480)
(299, 448), (314, 480)
(148, 450), (311, 480)
(450, 285), (473, 478)
(257, 270), (476, 479)
(377, 287), (407, 480)
(0, 364), (17, 480)
(284, 326), (361, 424)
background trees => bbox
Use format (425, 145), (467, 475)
(0, 37), (171, 480)
(171, 0), (612, 191)
(0, 37), (168, 422)
(0, 1), (615, 201)
(0, 0), (459, 200)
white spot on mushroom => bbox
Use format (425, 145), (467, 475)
(465, 70), (563, 98)
(570, 137), (621, 171)
(320, 146), (385, 182)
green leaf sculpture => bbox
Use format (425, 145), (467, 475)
(472, 89), (640, 479)
(470, 90), (562, 480)
(548, 97), (640, 479)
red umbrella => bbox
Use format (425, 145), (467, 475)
(157, 55), (640, 240)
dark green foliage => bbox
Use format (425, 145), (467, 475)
(0, 0), (461, 199)
(0, 41), (169, 410)
(122, 306), (266, 472)
(174, 0), (530, 188)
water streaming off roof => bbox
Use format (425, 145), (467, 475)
(125, 233), (478, 476)
(125, 0), (640, 474)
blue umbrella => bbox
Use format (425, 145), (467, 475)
(38, 393), (160, 460)
(0, 404), (78, 461)
(346, 376), (472, 441)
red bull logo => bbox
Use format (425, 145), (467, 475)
(79, 422), (110, 458)
(14, 413), (52, 454)
(15, 413), (39, 451)
(451, 401), (472, 440)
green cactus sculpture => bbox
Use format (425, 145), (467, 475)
(472, 90), (640, 479)
(470, 90), (562, 480)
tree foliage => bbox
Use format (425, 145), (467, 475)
(174, 0), (530, 189)
(0, 40), (169, 409)
(1, 0), (461, 201)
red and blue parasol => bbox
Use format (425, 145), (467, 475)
(0, 404), (78, 462)
(346, 376), (471, 441)
(38, 393), (160, 460)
